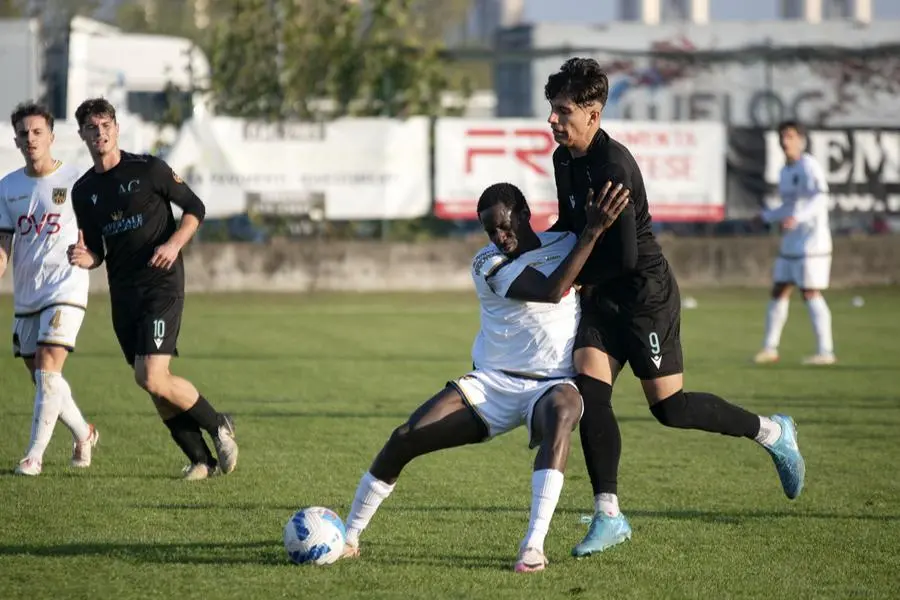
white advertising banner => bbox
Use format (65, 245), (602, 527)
(434, 118), (726, 226)
(165, 116), (431, 220)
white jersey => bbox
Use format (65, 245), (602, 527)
(764, 153), (832, 258)
(0, 162), (90, 314)
(470, 231), (580, 379)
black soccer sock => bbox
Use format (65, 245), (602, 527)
(164, 411), (216, 466)
(650, 390), (760, 439)
(186, 395), (222, 437)
(576, 374), (621, 496)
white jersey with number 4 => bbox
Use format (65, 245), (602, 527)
(0, 163), (89, 314)
(470, 231), (580, 379)
(765, 153), (833, 258)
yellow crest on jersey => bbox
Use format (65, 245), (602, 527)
(52, 187), (67, 205)
(172, 171), (184, 184)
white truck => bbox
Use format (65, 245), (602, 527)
(0, 15), (210, 124)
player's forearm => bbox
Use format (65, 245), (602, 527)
(168, 214), (201, 250)
(0, 234), (11, 277)
(762, 203), (792, 223)
(542, 229), (604, 302)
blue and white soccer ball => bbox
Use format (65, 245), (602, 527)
(283, 506), (346, 565)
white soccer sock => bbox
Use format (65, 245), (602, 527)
(763, 298), (790, 351)
(344, 471), (395, 545)
(594, 492), (620, 517)
(755, 416), (783, 448)
(25, 370), (63, 461)
(56, 375), (91, 442)
(522, 469), (564, 552)
(805, 296), (834, 355)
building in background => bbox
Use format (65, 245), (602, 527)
(493, 16), (899, 126)
(0, 19), (44, 118)
(0, 12), (209, 122)
(781, 0), (871, 21)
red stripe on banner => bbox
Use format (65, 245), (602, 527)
(436, 200), (724, 223)
(465, 129), (506, 136)
(435, 200), (558, 220)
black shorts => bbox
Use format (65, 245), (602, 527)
(575, 269), (683, 380)
(110, 289), (183, 366)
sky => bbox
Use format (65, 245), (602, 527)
(522, 0), (900, 22)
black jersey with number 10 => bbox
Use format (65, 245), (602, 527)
(71, 152), (205, 294)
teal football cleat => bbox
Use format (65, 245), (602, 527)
(766, 414), (806, 500)
(572, 513), (632, 557)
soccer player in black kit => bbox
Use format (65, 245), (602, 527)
(66, 98), (238, 481)
(545, 59), (806, 556)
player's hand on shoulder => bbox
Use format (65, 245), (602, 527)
(67, 230), (95, 269)
(148, 240), (180, 270)
(585, 181), (630, 237)
(782, 216), (798, 230)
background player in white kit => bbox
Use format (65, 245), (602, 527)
(337, 181), (629, 572)
(0, 102), (98, 476)
(754, 120), (836, 366)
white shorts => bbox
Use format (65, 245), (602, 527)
(12, 304), (86, 358)
(773, 255), (831, 290)
(451, 369), (582, 448)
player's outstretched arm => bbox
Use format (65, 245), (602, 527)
(0, 232), (11, 278)
(149, 158), (206, 270)
(761, 202), (792, 224)
(505, 182), (631, 304)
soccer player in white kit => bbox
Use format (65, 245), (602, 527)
(338, 181), (630, 572)
(754, 120), (835, 366)
(0, 102), (98, 475)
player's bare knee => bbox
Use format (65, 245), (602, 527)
(135, 367), (168, 397)
(549, 390), (581, 431)
(772, 283), (792, 300)
(801, 289), (821, 301)
(35, 346), (66, 373)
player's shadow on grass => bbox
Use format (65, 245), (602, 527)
(361, 542), (510, 571)
(392, 505), (900, 523)
(744, 394), (899, 405)
(132, 502), (301, 512)
(755, 364), (899, 373)
(623, 509), (900, 523)
(0, 540), (284, 566)
(73, 350), (461, 363)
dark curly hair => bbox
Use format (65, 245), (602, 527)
(477, 182), (529, 216)
(75, 97), (117, 128)
(544, 57), (609, 107)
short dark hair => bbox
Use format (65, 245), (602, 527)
(544, 58), (609, 107)
(75, 98), (117, 128)
(477, 183), (528, 216)
(777, 120), (806, 137)
(10, 101), (54, 131)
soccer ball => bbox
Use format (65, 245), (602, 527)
(283, 507), (346, 565)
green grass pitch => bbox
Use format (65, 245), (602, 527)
(1, 289), (898, 599)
